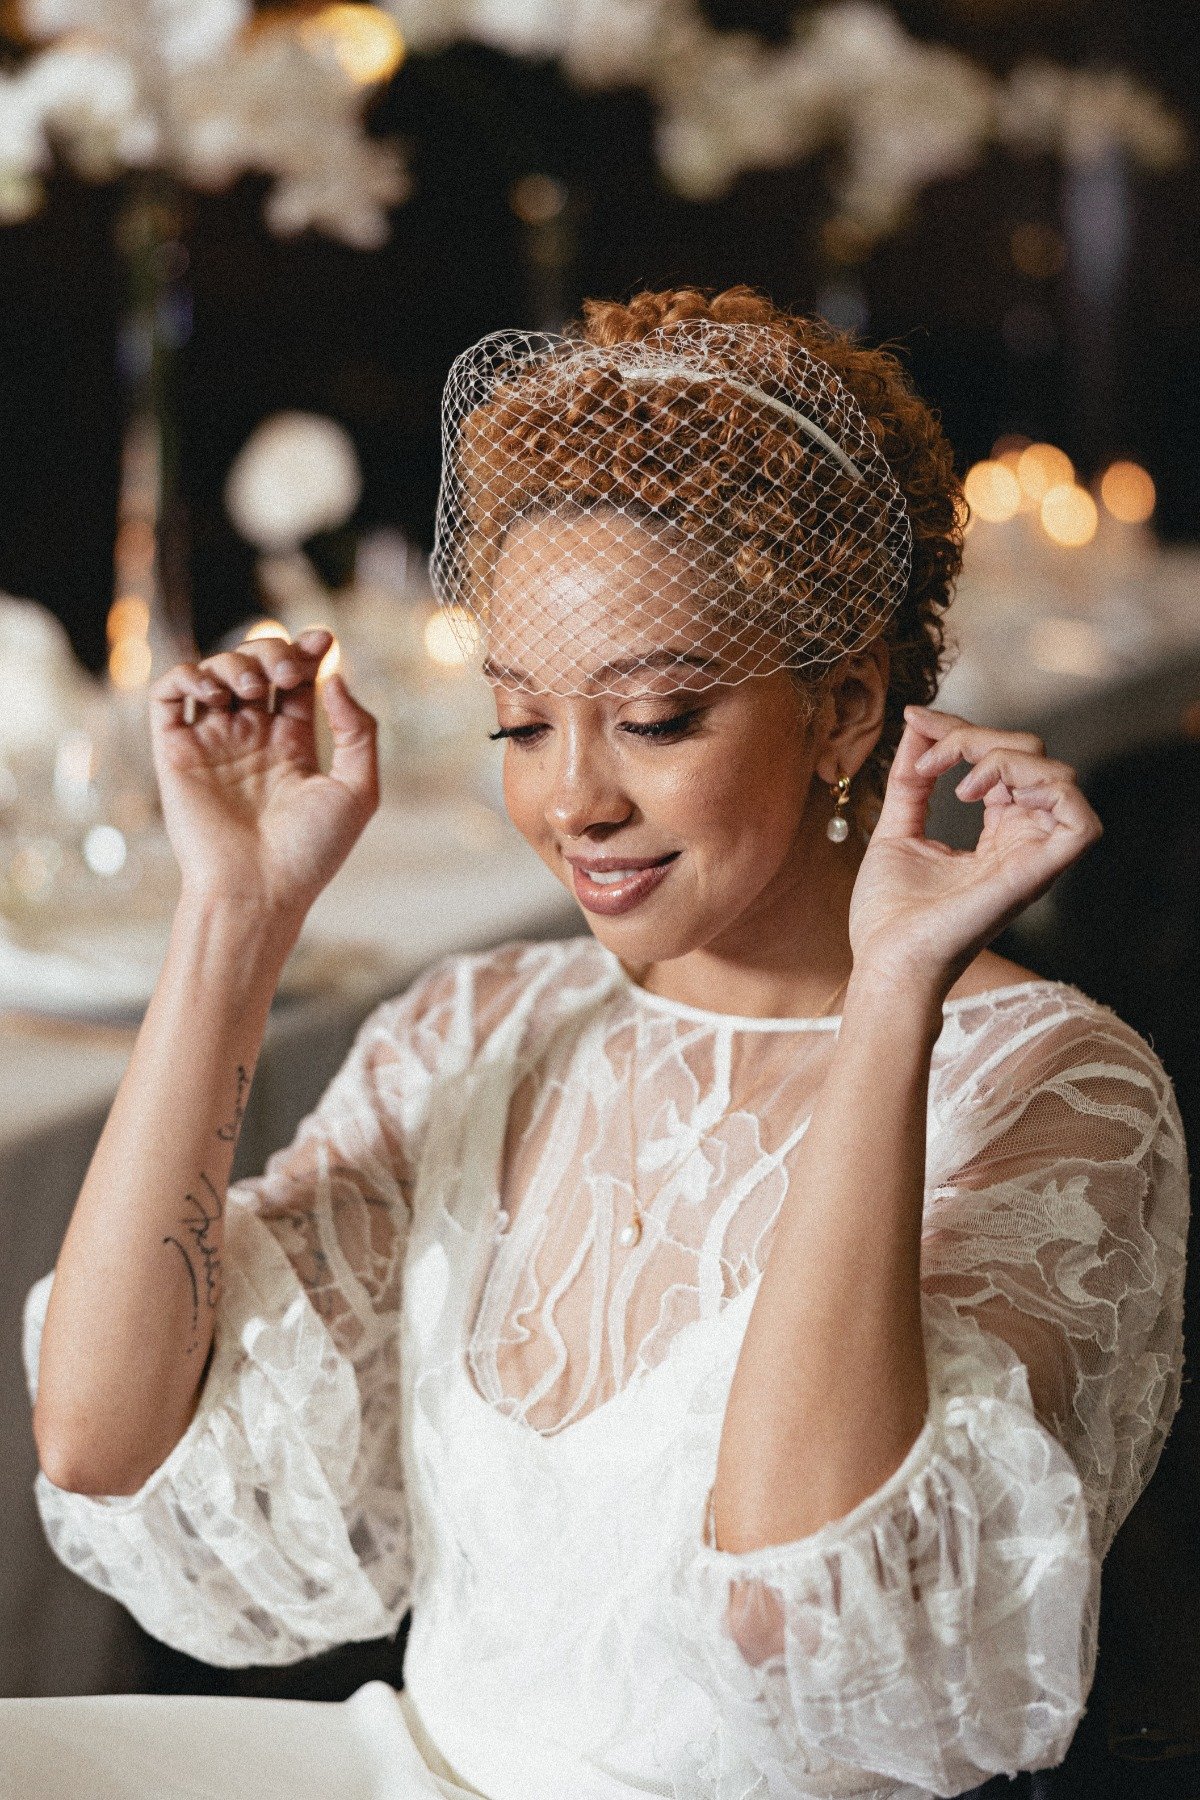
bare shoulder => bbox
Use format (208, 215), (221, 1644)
(947, 947), (1043, 1002)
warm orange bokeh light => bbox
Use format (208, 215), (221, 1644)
(963, 460), (1022, 524)
(243, 618), (291, 643)
(1017, 443), (1075, 504)
(109, 635), (154, 689)
(1099, 461), (1156, 525)
(1040, 483), (1098, 549)
(316, 638), (342, 682)
(300, 5), (405, 85)
(107, 596), (151, 644)
(424, 607), (478, 667)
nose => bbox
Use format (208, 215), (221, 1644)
(544, 720), (633, 839)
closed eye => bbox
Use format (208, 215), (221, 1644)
(621, 709), (703, 740)
(489, 708), (705, 745)
(488, 723), (546, 743)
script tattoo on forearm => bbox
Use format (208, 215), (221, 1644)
(163, 1172), (224, 1354)
(162, 1065), (247, 1354)
(215, 1063), (250, 1144)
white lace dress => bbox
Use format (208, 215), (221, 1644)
(15, 938), (1190, 1800)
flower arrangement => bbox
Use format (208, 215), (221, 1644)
(386, 0), (1186, 239)
(0, 0), (406, 245)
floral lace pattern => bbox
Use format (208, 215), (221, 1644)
(24, 939), (1188, 1798)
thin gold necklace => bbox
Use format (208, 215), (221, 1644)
(619, 969), (849, 1250)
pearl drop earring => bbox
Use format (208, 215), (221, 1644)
(826, 772), (852, 842)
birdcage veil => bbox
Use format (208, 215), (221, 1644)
(429, 318), (912, 695)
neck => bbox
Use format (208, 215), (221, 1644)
(637, 817), (862, 1020)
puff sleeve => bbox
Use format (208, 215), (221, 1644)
(669, 996), (1189, 1797)
(23, 960), (461, 1669)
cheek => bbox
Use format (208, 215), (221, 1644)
(647, 737), (804, 863)
(501, 753), (547, 842)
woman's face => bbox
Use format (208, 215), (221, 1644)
(486, 509), (836, 969)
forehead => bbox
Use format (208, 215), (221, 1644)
(486, 507), (721, 692)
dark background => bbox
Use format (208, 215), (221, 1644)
(0, 0), (1197, 676)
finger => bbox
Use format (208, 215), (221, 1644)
(150, 663), (229, 721)
(322, 673), (379, 807)
(954, 749), (1075, 804)
(871, 718), (945, 841)
(906, 713), (1046, 781)
(195, 649), (274, 704)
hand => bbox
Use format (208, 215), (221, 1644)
(150, 627), (379, 925)
(847, 706), (1102, 995)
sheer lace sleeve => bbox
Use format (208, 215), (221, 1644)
(669, 990), (1189, 1796)
(23, 959), (462, 1669)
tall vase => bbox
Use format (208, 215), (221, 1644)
(111, 172), (196, 686)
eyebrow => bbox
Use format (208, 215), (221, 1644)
(481, 650), (720, 687)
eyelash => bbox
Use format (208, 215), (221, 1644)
(488, 709), (703, 745)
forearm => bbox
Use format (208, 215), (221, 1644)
(33, 892), (301, 1496)
(713, 969), (944, 1551)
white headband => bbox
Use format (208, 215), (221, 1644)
(624, 360), (866, 486)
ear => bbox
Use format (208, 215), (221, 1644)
(811, 642), (889, 786)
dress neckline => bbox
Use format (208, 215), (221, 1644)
(603, 947), (1069, 1033)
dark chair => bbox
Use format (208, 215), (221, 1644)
(979, 733), (1200, 1800)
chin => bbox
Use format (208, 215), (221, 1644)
(572, 894), (720, 970)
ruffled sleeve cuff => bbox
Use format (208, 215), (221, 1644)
(23, 1199), (405, 1668)
(669, 1298), (1097, 1795)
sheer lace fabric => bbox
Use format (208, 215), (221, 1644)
(25, 939), (1188, 1799)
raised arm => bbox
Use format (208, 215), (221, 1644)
(33, 626), (379, 1498)
(713, 706), (1104, 1553)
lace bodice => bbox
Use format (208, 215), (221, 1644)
(24, 938), (1189, 1799)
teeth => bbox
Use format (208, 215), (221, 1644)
(587, 869), (642, 885)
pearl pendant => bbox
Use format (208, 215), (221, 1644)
(618, 1216), (643, 1248)
(826, 814), (849, 843)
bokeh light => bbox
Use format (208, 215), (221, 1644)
(424, 607), (478, 666)
(1099, 461), (1156, 525)
(108, 635), (153, 689)
(106, 596), (150, 644)
(963, 459), (1022, 523)
(83, 825), (128, 878)
(1009, 222), (1066, 280)
(300, 5), (406, 86)
(509, 174), (569, 227)
(1017, 443), (1075, 505)
(1040, 483), (1098, 548)
(317, 638), (342, 682)
(243, 618), (291, 643)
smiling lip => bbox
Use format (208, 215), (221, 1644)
(564, 853), (679, 917)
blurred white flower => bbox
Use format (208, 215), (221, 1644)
(1000, 61), (1188, 171)
(1, 0), (405, 246)
(225, 413), (364, 553)
(382, 0), (1184, 238)
(0, 594), (98, 759)
(23, 0), (249, 70)
(24, 44), (152, 179)
(175, 32), (406, 242)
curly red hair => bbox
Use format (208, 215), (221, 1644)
(450, 285), (962, 830)
(578, 287), (963, 828)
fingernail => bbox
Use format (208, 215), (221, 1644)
(238, 672), (263, 693)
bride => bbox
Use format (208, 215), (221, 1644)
(5, 287), (1188, 1800)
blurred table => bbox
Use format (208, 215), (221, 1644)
(0, 797), (576, 1699)
(929, 542), (1200, 845)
